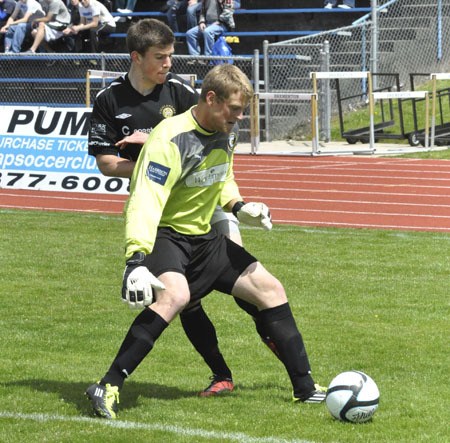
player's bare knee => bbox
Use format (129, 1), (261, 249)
(262, 276), (287, 306)
(161, 288), (189, 308)
(156, 273), (191, 312)
(233, 267), (287, 309)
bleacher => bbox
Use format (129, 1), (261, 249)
(0, 1), (372, 55)
(107, 0), (372, 55)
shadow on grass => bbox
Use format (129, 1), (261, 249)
(5, 379), (291, 415)
(5, 379), (287, 415)
(5, 379), (196, 416)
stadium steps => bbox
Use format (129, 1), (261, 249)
(379, 17), (434, 29)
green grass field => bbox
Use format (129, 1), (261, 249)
(1, 207), (449, 442)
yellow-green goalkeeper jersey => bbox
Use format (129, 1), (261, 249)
(125, 107), (242, 258)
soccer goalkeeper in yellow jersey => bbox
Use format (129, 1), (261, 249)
(86, 64), (326, 419)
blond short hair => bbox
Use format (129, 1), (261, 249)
(200, 64), (254, 104)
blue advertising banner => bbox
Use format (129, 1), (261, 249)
(0, 106), (128, 195)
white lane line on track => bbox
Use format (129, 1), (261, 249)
(273, 207), (450, 219)
(0, 411), (314, 443)
(235, 155), (450, 170)
(247, 196), (450, 208)
(240, 182), (450, 191)
(234, 160), (450, 174)
(237, 171), (450, 181)
(236, 156), (450, 166)
(237, 161), (369, 171)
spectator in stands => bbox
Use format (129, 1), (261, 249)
(186, 0), (234, 57)
(186, 0), (202, 30)
(63, 0), (115, 53)
(0, 0), (17, 31)
(165, 0), (209, 35)
(61, 0), (81, 51)
(25, 0), (71, 53)
(2, 0), (44, 53)
(324, 0), (354, 9)
(114, 0), (135, 22)
(165, 0), (187, 34)
(185, 0), (238, 31)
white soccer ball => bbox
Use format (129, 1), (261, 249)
(326, 370), (380, 423)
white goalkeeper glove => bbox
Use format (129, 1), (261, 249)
(232, 201), (273, 231)
(121, 252), (165, 309)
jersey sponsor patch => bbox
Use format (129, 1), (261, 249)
(121, 126), (153, 136)
(185, 163), (228, 187)
(91, 123), (107, 135)
(146, 161), (170, 185)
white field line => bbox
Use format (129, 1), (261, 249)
(274, 219), (450, 232)
(271, 206), (450, 219)
(237, 170), (450, 180)
(262, 224), (450, 239)
(247, 196), (450, 209)
(0, 204), (121, 214)
(0, 192), (125, 203)
(0, 411), (314, 443)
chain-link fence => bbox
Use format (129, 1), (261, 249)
(263, 0), (450, 142)
(0, 52), (256, 140)
(0, 53), (256, 105)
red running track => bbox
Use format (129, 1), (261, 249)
(2, 156), (450, 232)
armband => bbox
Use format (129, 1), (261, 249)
(232, 201), (245, 218)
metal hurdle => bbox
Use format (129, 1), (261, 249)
(310, 71), (375, 155)
(430, 73), (450, 147)
(373, 91), (430, 149)
(86, 70), (126, 107)
(85, 70), (198, 107)
(250, 92), (318, 155)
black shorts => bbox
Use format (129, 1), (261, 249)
(143, 227), (257, 301)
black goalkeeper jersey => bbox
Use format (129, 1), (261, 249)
(88, 72), (199, 162)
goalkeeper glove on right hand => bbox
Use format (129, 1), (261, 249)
(232, 201), (273, 231)
(121, 252), (165, 310)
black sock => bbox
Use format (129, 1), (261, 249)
(234, 297), (281, 359)
(233, 296), (259, 318)
(257, 303), (315, 397)
(234, 297), (265, 335)
(101, 308), (168, 389)
(180, 303), (232, 379)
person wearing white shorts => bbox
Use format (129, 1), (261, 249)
(26, 0), (70, 53)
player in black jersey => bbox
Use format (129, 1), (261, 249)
(88, 68), (198, 178)
(88, 18), (278, 397)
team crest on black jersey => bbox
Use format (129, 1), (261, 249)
(160, 105), (176, 119)
(227, 132), (238, 152)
